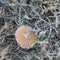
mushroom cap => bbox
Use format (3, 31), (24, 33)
(15, 25), (36, 49)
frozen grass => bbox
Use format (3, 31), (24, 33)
(0, 0), (60, 60)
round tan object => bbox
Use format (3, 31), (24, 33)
(15, 25), (36, 49)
